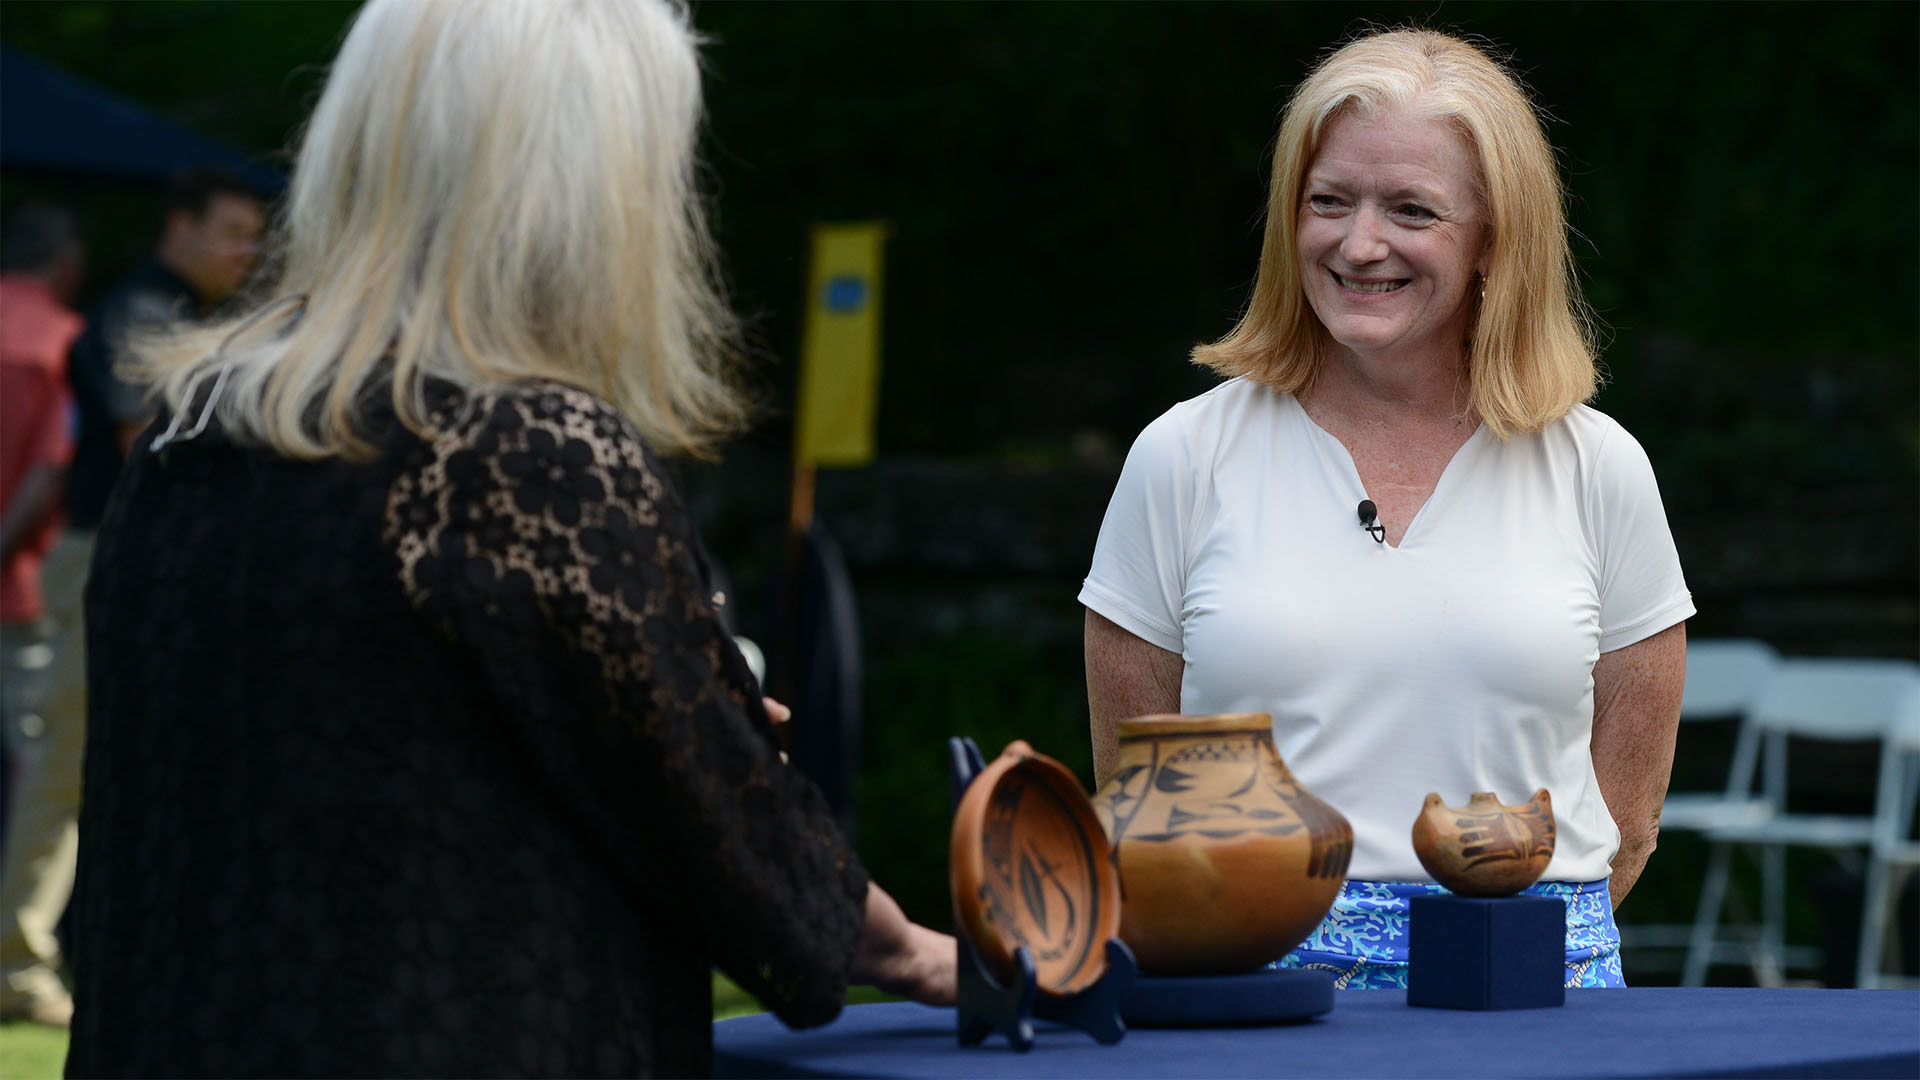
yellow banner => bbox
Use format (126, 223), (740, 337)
(795, 222), (886, 467)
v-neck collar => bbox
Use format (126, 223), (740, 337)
(1285, 392), (1487, 551)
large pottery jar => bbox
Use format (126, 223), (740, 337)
(1091, 713), (1352, 975)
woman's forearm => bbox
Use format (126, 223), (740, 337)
(850, 883), (955, 1007)
(1589, 623), (1688, 911)
(1608, 821), (1659, 907)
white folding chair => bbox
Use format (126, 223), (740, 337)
(1681, 657), (1920, 987)
(1857, 682), (1920, 988)
(1662, 639), (1782, 833)
(1617, 639), (1781, 963)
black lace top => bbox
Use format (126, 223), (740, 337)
(67, 381), (869, 1078)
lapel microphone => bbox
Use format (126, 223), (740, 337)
(1357, 500), (1386, 543)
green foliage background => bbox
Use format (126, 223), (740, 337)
(8, 2), (1913, 496)
(4, 0), (1914, 971)
(858, 632), (1095, 924)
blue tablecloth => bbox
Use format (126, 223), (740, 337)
(713, 988), (1920, 1078)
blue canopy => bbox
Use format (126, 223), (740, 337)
(0, 44), (283, 194)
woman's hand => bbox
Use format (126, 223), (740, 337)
(850, 883), (956, 1007)
(767, 701), (951, 1004)
(762, 697), (791, 762)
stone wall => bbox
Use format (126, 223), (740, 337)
(682, 450), (1915, 816)
(682, 451), (1918, 669)
(1672, 482), (1918, 660)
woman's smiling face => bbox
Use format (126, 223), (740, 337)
(1296, 104), (1489, 368)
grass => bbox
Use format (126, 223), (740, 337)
(0, 1022), (66, 1080)
(713, 969), (765, 1020)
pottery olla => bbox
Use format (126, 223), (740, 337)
(1090, 713), (1352, 975)
(1410, 789), (1556, 897)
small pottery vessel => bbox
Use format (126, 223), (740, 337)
(1090, 713), (1352, 976)
(950, 740), (1124, 996)
(1411, 789), (1556, 897)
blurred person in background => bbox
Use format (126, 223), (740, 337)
(15, 169), (262, 1032)
(65, 166), (264, 526)
(0, 203), (86, 1028)
(66, 1), (952, 1076)
(1083, 29), (1690, 989)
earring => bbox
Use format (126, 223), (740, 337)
(1479, 275), (1489, 302)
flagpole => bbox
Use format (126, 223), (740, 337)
(774, 460), (816, 710)
(778, 220), (884, 746)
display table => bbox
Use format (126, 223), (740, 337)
(714, 988), (1920, 1079)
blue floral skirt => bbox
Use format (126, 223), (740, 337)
(1271, 879), (1625, 989)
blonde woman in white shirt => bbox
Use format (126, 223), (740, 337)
(1081, 28), (1690, 989)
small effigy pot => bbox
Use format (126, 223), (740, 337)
(1410, 789), (1556, 897)
(1091, 713), (1353, 976)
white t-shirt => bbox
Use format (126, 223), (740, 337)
(1079, 378), (1694, 883)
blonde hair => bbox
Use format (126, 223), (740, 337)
(138, 0), (747, 460)
(1192, 29), (1597, 438)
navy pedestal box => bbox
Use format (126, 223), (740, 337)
(1407, 895), (1564, 1010)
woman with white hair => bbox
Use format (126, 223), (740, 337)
(1082, 29), (1691, 988)
(66, 1), (952, 1074)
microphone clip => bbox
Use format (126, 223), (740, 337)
(1357, 499), (1386, 544)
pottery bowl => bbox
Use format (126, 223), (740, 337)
(950, 740), (1123, 996)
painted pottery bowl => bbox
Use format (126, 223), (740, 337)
(1091, 713), (1353, 976)
(1411, 789), (1556, 897)
(950, 740), (1123, 996)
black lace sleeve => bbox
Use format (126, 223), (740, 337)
(383, 381), (869, 1028)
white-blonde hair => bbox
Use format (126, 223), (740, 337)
(1193, 29), (1597, 438)
(138, 0), (746, 460)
